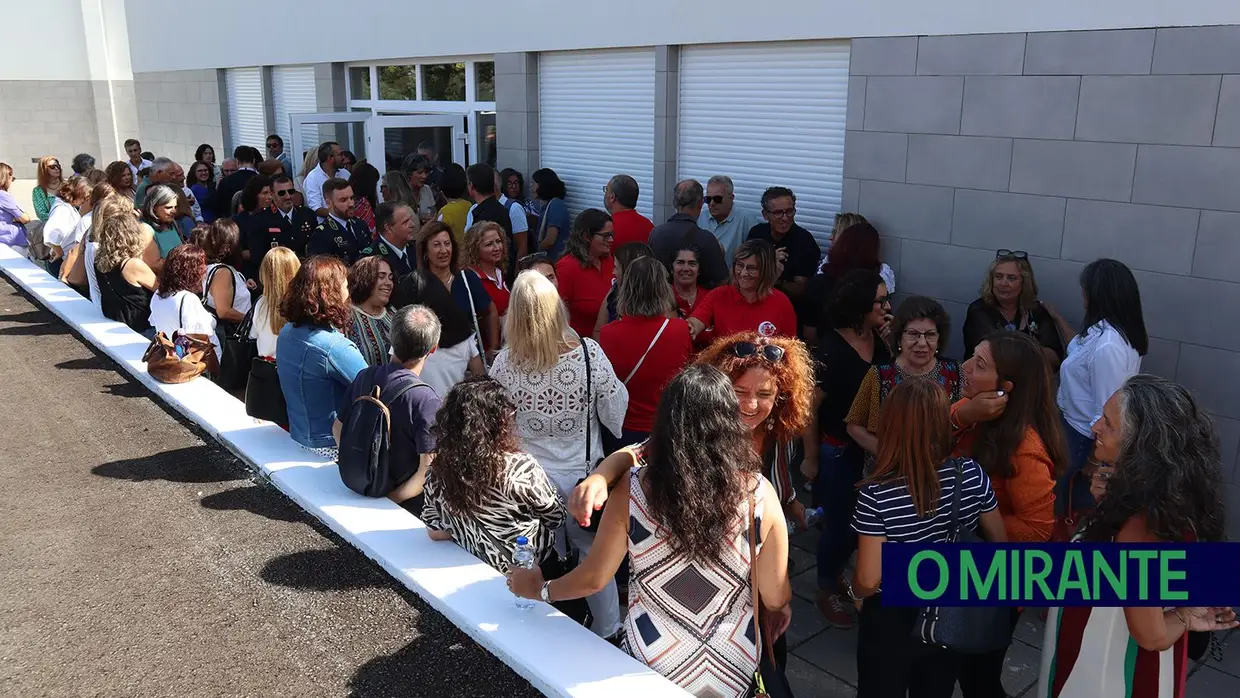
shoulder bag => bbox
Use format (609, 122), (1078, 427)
(576, 333), (606, 533)
(245, 355), (288, 426)
(143, 295), (219, 384)
(460, 269), (489, 373)
(747, 490), (793, 698)
(910, 457), (1013, 655)
(207, 264), (258, 391)
(622, 318), (669, 385)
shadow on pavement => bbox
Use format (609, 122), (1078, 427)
(347, 631), (543, 698)
(0, 309), (55, 324)
(260, 548), (393, 592)
(92, 444), (246, 484)
(200, 485), (311, 524)
(101, 381), (150, 398)
(0, 322), (71, 336)
(56, 355), (111, 371)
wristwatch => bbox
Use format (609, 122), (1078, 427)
(844, 577), (860, 603)
(540, 581), (552, 604)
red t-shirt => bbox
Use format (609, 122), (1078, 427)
(556, 254), (616, 338)
(474, 266), (510, 351)
(598, 315), (693, 432)
(690, 285), (797, 339)
(675, 284), (707, 318)
(611, 209), (654, 248)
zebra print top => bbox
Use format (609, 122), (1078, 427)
(421, 451), (566, 573)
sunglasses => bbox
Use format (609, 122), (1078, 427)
(996, 249), (1028, 260)
(732, 341), (785, 362)
(704, 195), (726, 204)
(274, 189), (294, 197)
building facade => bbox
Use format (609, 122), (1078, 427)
(3, 0), (1240, 532)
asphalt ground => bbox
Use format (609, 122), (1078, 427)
(0, 277), (541, 698)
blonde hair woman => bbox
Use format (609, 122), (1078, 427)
(490, 270), (629, 640)
(94, 197), (157, 334)
(250, 247), (301, 358)
(962, 250), (1072, 365)
(462, 220), (510, 350)
(33, 156), (65, 221)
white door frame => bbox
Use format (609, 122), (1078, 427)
(290, 112), (372, 165)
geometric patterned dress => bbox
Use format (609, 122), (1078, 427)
(620, 458), (765, 698)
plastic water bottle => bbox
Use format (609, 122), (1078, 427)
(512, 536), (536, 610)
(804, 506), (824, 528)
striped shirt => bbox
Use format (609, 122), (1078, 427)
(852, 457), (997, 542)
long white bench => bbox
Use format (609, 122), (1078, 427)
(0, 246), (688, 698)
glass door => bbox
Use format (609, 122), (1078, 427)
(289, 112), (373, 166)
(365, 114), (467, 173)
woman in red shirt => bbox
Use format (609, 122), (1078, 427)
(463, 220), (510, 352)
(672, 244), (707, 318)
(598, 257), (693, 450)
(555, 208), (615, 338)
(687, 239), (796, 343)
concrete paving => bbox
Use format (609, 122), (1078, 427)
(0, 279), (539, 698)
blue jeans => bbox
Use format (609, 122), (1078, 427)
(815, 442), (863, 591)
(1057, 416), (1097, 516)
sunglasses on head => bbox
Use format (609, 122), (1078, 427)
(996, 249), (1028, 260)
(732, 341), (785, 362)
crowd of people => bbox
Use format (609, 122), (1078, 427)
(1, 135), (1236, 698)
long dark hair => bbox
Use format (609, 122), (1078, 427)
(156, 244), (207, 298)
(1082, 375), (1224, 543)
(349, 161), (381, 211)
(430, 376), (521, 515)
(643, 365), (760, 563)
(1079, 258), (1148, 356)
(968, 332), (1067, 481)
(531, 168), (566, 201)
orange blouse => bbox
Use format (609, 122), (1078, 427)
(951, 398), (1056, 542)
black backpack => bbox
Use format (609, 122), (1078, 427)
(337, 369), (424, 498)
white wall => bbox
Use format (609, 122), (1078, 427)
(0, 0), (91, 80)
(122, 0), (1240, 73)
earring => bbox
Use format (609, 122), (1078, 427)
(766, 417), (774, 432)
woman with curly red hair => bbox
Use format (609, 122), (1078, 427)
(275, 255), (369, 457)
(147, 244), (221, 362)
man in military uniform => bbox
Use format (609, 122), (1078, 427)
(243, 174), (316, 280)
(362, 201), (418, 279)
(307, 177), (370, 266)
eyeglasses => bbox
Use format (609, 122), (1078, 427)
(732, 341), (785, 362)
(996, 249), (1028, 260)
(903, 329), (940, 343)
(704, 195), (726, 205)
(592, 231), (614, 240)
(874, 295), (892, 306)
(274, 189), (294, 197)
(766, 207), (796, 219)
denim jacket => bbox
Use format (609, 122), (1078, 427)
(276, 322), (369, 448)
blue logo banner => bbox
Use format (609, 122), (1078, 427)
(881, 543), (1240, 607)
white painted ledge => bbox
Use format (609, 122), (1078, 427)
(0, 246), (687, 698)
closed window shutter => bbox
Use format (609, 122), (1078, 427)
(225, 67), (267, 152)
(678, 41), (850, 252)
(272, 66), (319, 157)
(539, 49), (655, 219)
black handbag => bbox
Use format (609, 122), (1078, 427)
(747, 492), (794, 698)
(206, 265), (257, 392)
(245, 356), (288, 426)
(911, 458), (1014, 655)
(539, 550), (592, 628)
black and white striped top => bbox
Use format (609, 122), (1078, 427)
(852, 457), (997, 542)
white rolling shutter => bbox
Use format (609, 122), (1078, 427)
(678, 41), (850, 251)
(225, 67), (267, 152)
(539, 49), (655, 219)
(272, 65), (319, 156)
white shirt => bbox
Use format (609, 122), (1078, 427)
(84, 241), (102, 313)
(248, 295), (281, 357)
(181, 185), (203, 222)
(879, 263), (897, 294)
(465, 195), (530, 234)
(1057, 320), (1142, 437)
(44, 200), (81, 251)
(127, 159), (153, 179)
(303, 164), (332, 222)
(148, 290), (222, 360)
(203, 263), (252, 316)
(490, 339), (629, 477)
(65, 210), (92, 256)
